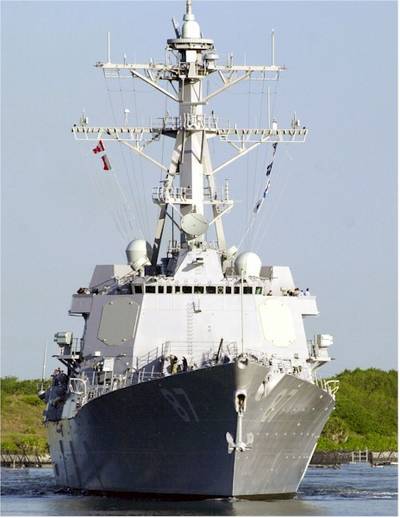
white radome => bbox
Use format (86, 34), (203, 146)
(126, 239), (151, 271)
(182, 13), (201, 38)
(234, 251), (262, 277)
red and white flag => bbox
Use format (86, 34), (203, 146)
(101, 154), (112, 171)
(92, 140), (105, 154)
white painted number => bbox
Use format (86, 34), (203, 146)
(261, 388), (298, 422)
(161, 388), (199, 422)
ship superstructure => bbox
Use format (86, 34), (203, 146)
(43, 0), (338, 498)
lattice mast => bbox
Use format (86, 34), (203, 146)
(72, 0), (307, 265)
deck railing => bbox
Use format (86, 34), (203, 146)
(68, 345), (331, 408)
(314, 376), (340, 397)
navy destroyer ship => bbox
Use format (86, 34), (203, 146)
(43, 0), (338, 497)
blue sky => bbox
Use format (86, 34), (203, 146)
(2, 1), (397, 378)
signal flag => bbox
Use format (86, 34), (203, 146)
(92, 140), (105, 154)
(101, 154), (112, 171)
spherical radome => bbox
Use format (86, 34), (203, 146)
(126, 239), (151, 269)
(234, 252), (262, 277)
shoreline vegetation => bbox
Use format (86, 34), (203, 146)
(0, 368), (397, 456)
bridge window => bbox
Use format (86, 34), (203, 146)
(182, 286), (193, 294)
(158, 286), (164, 294)
(194, 286), (204, 294)
(175, 286), (181, 293)
(226, 286), (232, 294)
(243, 287), (253, 295)
(255, 287), (263, 295)
(134, 285), (143, 294)
(145, 286), (156, 293)
(206, 286), (216, 294)
(217, 286), (224, 294)
(234, 287), (240, 294)
(166, 286), (173, 294)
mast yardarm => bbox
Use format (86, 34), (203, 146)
(72, 0), (307, 265)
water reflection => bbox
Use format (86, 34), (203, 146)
(17, 492), (327, 516)
(1, 465), (397, 516)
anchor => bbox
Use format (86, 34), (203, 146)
(226, 391), (254, 453)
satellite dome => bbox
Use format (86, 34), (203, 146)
(182, 17), (201, 38)
(126, 239), (151, 271)
(182, 2), (201, 39)
(234, 252), (262, 277)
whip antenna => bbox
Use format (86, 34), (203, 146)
(40, 342), (48, 392)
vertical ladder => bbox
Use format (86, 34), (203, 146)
(186, 303), (194, 357)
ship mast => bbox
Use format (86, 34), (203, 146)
(72, 0), (307, 266)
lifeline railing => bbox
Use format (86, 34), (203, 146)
(69, 377), (88, 404)
(136, 346), (160, 370)
(314, 377), (340, 397)
(159, 340), (240, 370)
(68, 342), (240, 406)
(69, 345), (313, 408)
(71, 374), (135, 405)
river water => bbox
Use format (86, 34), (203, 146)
(1, 464), (397, 516)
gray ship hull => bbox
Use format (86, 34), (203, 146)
(47, 361), (334, 497)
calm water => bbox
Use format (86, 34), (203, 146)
(0, 464), (397, 516)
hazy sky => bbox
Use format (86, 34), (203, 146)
(2, 1), (397, 379)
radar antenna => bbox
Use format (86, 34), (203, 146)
(72, 0), (308, 267)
